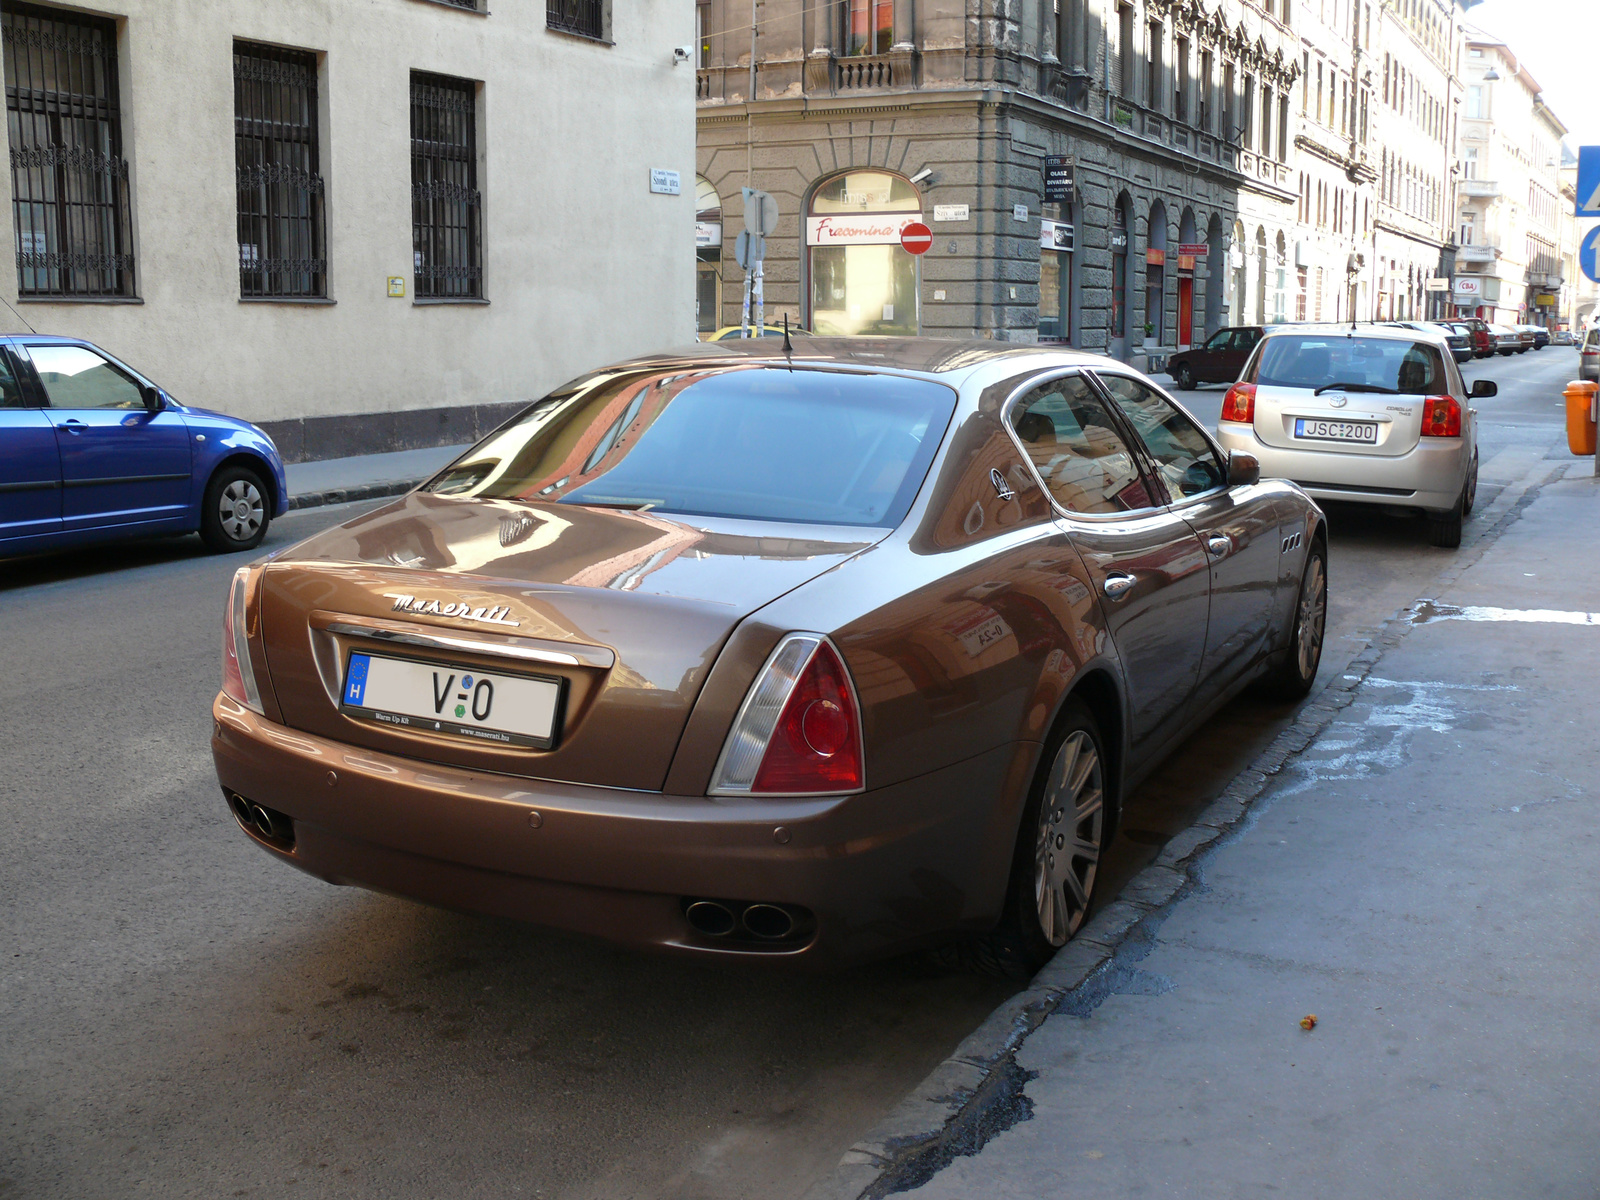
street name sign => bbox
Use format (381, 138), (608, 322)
(900, 222), (933, 255)
(649, 168), (681, 196)
(1577, 146), (1600, 217)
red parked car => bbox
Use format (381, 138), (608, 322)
(1459, 317), (1494, 359)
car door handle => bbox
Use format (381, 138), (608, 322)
(1102, 573), (1137, 601)
(1207, 535), (1231, 558)
(57, 419), (86, 434)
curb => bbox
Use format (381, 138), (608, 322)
(802, 456), (1568, 1200)
(286, 479), (422, 512)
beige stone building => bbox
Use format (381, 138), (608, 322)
(1453, 30), (1567, 328)
(0, 0), (695, 458)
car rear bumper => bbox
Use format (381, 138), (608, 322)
(211, 694), (1029, 967)
(1216, 422), (1467, 512)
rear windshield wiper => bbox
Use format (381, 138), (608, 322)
(1312, 382), (1400, 395)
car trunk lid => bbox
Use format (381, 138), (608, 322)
(1252, 385), (1428, 458)
(258, 493), (879, 791)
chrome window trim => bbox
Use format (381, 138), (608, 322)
(997, 366), (1167, 524)
(1085, 368), (1233, 511)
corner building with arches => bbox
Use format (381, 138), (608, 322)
(695, 0), (1304, 369)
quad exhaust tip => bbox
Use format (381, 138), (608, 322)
(682, 897), (813, 943)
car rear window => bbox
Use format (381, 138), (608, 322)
(425, 365), (957, 528)
(1585, 329), (1600, 350)
(1249, 335), (1448, 395)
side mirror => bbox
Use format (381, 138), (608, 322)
(1227, 450), (1261, 487)
(1469, 380), (1497, 398)
(141, 384), (163, 411)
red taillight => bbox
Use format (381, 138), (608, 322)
(1221, 382), (1257, 423)
(710, 635), (864, 796)
(222, 567), (263, 712)
(1419, 394), (1462, 438)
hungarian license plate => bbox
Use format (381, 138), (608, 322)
(340, 652), (562, 749)
(1295, 418), (1378, 444)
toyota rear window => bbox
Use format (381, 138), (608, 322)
(425, 365), (957, 527)
(1249, 335), (1448, 395)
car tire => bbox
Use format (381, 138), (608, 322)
(200, 464), (271, 553)
(1174, 364), (1196, 391)
(955, 701), (1110, 979)
(1461, 452), (1479, 516)
(1260, 541), (1327, 702)
(1426, 485), (1465, 549)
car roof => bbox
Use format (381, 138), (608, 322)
(1260, 323), (1447, 343)
(632, 336), (1136, 384)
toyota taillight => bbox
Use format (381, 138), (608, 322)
(710, 634), (864, 796)
(222, 566), (263, 713)
(1420, 395), (1462, 438)
(1221, 382), (1257, 423)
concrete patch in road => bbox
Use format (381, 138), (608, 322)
(801, 453), (1570, 1200)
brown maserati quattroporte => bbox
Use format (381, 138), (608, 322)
(212, 339), (1327, 971)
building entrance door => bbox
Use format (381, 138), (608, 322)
(1177, 277), (1193, 348)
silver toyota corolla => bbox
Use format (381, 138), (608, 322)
(1214, 324), (1496, 548)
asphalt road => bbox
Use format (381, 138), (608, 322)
(0, 347), (1579, 1200)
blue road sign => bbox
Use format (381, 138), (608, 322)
(1581, 226), (1600, 285)
(1578, 147), (1600, 218)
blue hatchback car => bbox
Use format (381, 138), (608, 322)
(0, 335), (287, 557)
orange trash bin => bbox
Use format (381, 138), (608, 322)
(1566, 380), (1598, 456)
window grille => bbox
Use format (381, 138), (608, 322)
(2, 2), (135, 298)
(547, 0), (604, 40)
(234, 42), (326, 299)
(410, 72), (482, 300)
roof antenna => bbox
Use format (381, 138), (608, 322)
(782, 312), (793, 356)
(1, 293), (36, 335)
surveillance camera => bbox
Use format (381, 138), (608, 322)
(672, 45), (692, 64)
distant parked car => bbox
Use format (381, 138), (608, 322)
(1516, 324), (1550, 349)
(1381, 321), (1472, 364)
(1486, 324), (1525, 355)
(1217, 324), (1493, 548)
(1165, 325), (1284, 390)
(1460, 317), (1495, 359)
(0, 335), (286, 558)
(1581, 326), (1599, 382)
(1552, 329), (1574, 346)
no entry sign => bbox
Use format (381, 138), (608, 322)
(900, 222), (933, 255)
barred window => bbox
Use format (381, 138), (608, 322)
(410, 73), (482, 300)
(2, 2), (135, 298)
(547, 0), (606, 41)
(235, 42), (326, 299)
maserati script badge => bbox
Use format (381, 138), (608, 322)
(385, 594), (522, 628)
(990, 468), (1016, 501)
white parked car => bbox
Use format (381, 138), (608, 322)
(1215, 325), (1495, 548)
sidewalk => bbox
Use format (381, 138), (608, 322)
(813, 462), (1600, 1199)
(283, 444), (468, 510)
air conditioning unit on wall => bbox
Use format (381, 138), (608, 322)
(1295, 241), (1310, 267)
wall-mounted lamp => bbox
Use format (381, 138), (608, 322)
(909, 168), (934, 184)
(1482, 68), (1501, 81)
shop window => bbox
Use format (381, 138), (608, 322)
(695, 176), (723, 333)
(235, 42), (326, 299)
(1145, 201), (1166, 344)
(3, 2), (135, 298)
(806, 171), (920, 336)
(845, 0), (894, 55)
(410, 72), (483, 300)
(1039, 201), (1074, 344)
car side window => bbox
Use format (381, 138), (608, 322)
(0, 352), (24, 408)
(1203, 331), (1231, 352)
(27, 344), (146, 410)
(1009, 374), (1155, 515)
(1094, 374), (1227, 503)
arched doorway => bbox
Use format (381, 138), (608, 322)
(805, 171), (922, 336)
(1145, 200), (1168, 345)
(1254, 227), (1268, 324)
(1273, 231), (1288, 322)
(1230, 219), (1247, 325)
(1204, 213), (1226, 337)
(1177, 207), (1198, 348)
(695, 176), (723, 333)
(1111, 194), (1132, 358)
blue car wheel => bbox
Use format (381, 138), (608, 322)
(201, 463), (270, 553)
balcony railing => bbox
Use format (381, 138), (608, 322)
(1457, 242), (1499, 262)
(1458, 179), (1501, 198)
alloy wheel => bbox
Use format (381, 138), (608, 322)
(1034, 730), (1104, 946)
(219, 478), (265, 543)
(1296, 554), (1327, 680)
